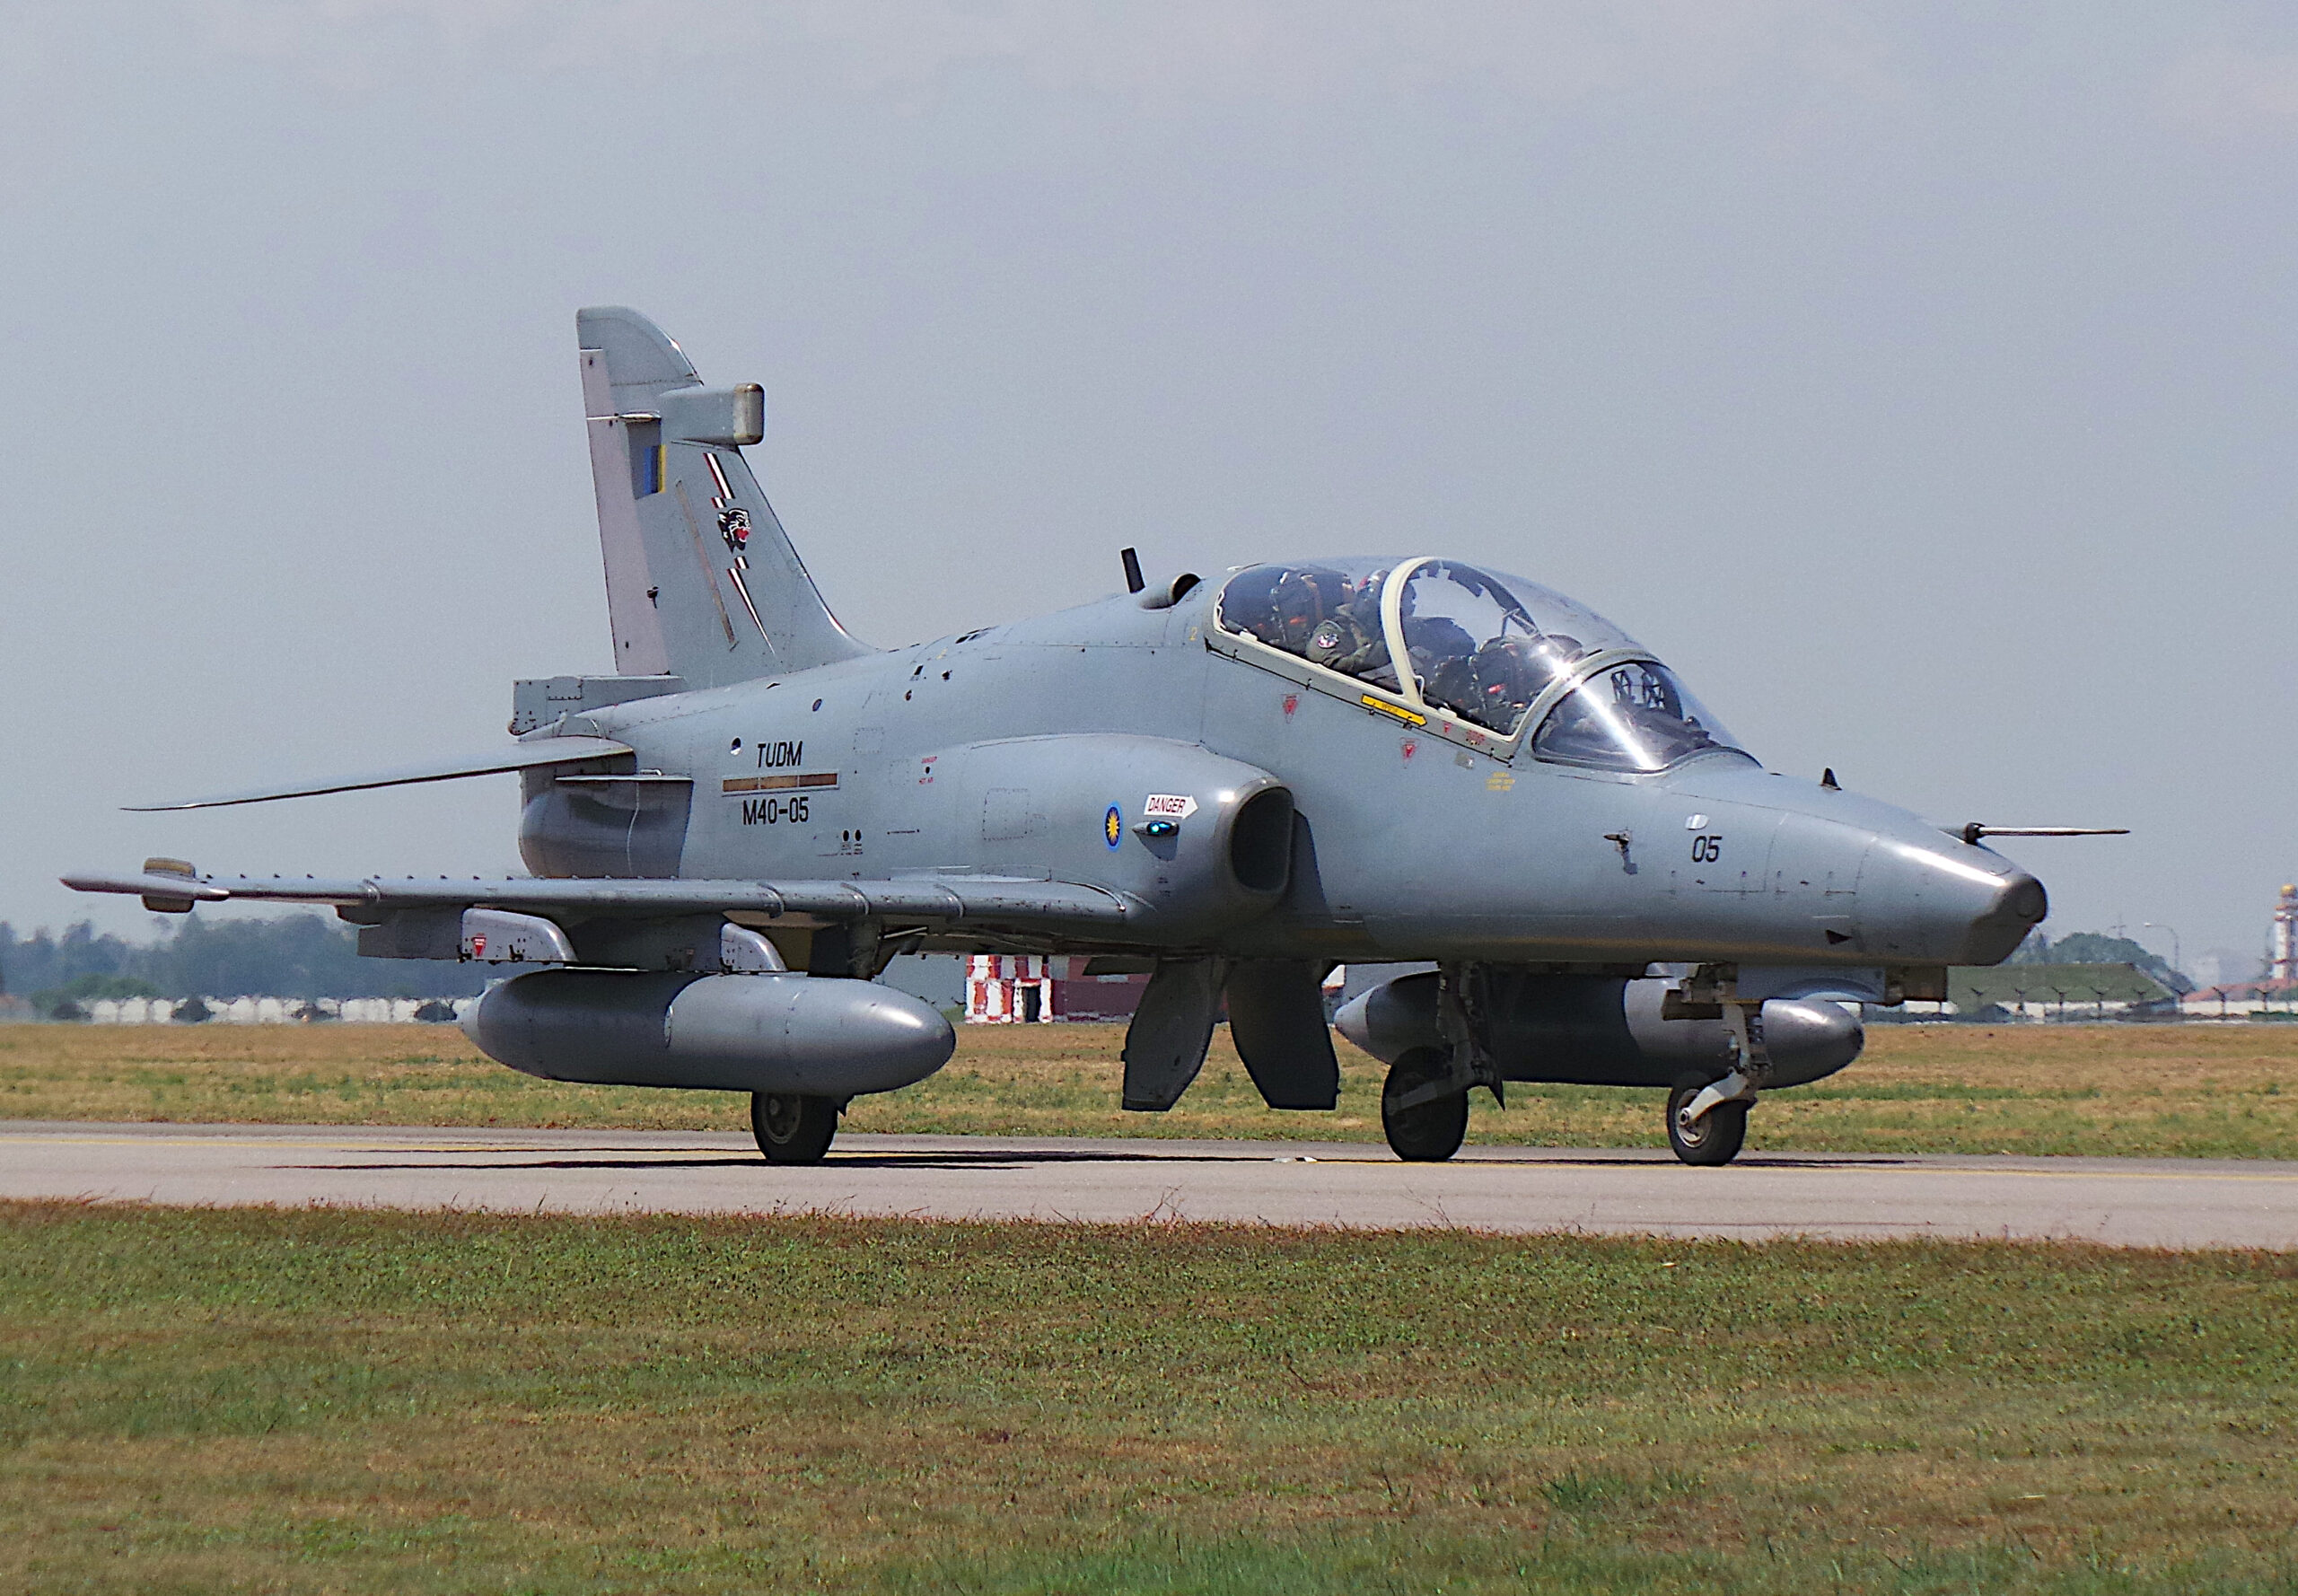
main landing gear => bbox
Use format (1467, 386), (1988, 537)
(750, 1092), (841, 1164)
(1381, 967), (1495, 1162)
(1380, 1047), (1470, 1162)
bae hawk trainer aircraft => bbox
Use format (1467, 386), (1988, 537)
(67, 308), (2105, 1166)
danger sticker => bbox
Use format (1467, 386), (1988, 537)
(1143, 794), (1198, 820)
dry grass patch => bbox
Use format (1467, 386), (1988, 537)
(4, 1019), (2296, 1159)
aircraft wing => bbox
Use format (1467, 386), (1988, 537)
(124, 736), (636, 811)
(59, 867), (1136, 926)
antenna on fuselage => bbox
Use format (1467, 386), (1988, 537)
(1119, 547), (1145, 594)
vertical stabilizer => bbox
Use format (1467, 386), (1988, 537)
(577, 306), (873, 688)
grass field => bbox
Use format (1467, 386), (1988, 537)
(4, 1203), (2294, 1593)
(4, 1021), (2297, 1159)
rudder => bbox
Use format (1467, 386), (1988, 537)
(577, 306), (872, 688)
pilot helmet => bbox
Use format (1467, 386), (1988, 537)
(1472, 633), (1583, 720)
(1341, 568), (1388, 618)
(1270, 567), (1342, 649)
(1528, 633), (1583, 677)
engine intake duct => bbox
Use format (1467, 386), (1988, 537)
(462, 969), (954, 1098)
(1334, 971), (1863, 1091)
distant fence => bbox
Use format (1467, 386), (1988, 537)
(83, 996), (472, 1025)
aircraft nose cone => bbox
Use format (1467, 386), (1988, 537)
(1960, 869), (2048, 965)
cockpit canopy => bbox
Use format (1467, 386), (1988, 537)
(1215, 557), (1748, 773)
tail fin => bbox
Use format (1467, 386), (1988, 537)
(576, 306), (873, 688)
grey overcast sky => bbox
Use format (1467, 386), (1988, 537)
(3, 3), (2294, 979)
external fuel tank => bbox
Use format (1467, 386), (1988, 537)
(462, 969), (955, 1098)
(1333, 970), (1863, 1090)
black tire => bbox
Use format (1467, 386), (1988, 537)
(751, 1092), (839, 1165)
(1666, 1078), (1748, 1167)
(1381, 1048), (1469, 1162)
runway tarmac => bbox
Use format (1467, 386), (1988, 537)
(4, 1120), (2295, 1247)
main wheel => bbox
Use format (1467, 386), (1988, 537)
(751, 1092), (839, 1165)
(1381, 1048), (1469, 1162)
(1666, 1078), (1748, 1167)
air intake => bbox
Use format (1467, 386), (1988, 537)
(1228, 787), (1295, 895)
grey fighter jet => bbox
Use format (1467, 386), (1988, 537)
(66, 307), (2103, 1167)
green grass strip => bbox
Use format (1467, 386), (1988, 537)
(3, 1203), (2295, 1592)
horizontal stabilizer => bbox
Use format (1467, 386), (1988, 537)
(126, 736), (635, 811)
(61, 866), (1135, 928)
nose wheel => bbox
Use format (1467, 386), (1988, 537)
(1381, 1048), (1469, 1162)
(1666, 1077), (1749, 1166)
(751, 1092), (840, 1164)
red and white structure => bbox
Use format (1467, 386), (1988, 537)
(2275, 885), (2298, 983)
(964, 955), (1150, 1023)
(2179, 884), (2298, 1017)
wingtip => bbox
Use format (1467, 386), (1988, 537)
(59, 870), (231, 902)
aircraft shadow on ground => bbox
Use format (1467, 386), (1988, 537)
(285, 1150), (1257, 1172)
(279, 1149), (1912, 1174)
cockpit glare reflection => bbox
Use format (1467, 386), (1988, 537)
(1531, 661), (1741, 772)
(1215, 559), (1750, 772)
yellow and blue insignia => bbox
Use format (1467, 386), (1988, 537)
(1104, 805), (1123, 848)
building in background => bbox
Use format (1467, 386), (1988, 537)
(964, 960), (1355, 1024)
(75, 995), (468, 1024)
(2179, 979), (2298, 1019)
(2180, 885), (2298, 1017)
(966, 955), (1149, 1023)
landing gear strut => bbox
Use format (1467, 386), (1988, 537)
(751, 1092), (840, 1164)
(1381, 1047), (1469, 1162)
(1659, 988), (1770, 1166)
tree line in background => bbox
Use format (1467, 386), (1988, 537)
(0, 915), (504, 1017)
(2005, 930), (2192, 993)
(0, 915), (2197, 1022)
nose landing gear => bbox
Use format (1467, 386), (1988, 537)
(1664, 996), (1767, 1165)
(1667, 1075), (1750, 1165)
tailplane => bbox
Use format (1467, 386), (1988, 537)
(577, 306), (872, 688)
